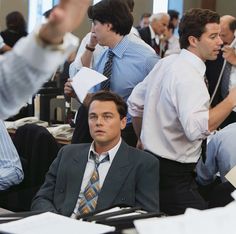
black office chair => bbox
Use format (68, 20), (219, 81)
(0, 124), (60, 211)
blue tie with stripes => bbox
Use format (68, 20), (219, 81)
(100, 50), (114, 90)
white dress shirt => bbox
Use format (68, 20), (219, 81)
(0, 29), (78, 120)
(71, 138), (122, 217)
(0, 35), (5, 49)
(229, 46), (236, 112)
(128, 49), (211, 163)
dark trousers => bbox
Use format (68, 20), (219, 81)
(71, 104), (137, 147)
(154, 155), (207, 215)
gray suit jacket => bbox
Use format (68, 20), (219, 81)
(31, 141), (159, 216)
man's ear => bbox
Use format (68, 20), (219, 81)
(106, 23), (113, 31)
(188, 35), (199, 48)
(120, 117), (127, 130)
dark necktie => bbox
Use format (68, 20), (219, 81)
(201, 75), (209, 163)
(221, 61), (232, 98)
(151, 38), (161, 56)
(76, 153), (110, 215)
(100, 50), (114, 90)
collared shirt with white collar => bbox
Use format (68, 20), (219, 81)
(128, 49), (211, 163)
(149, 25), (160, 45)
(71, 138), (122, 217)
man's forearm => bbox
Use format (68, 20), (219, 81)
(132, 116), (143, 138)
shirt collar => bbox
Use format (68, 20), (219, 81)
(180, 49), (206, 78)
(110, 36), (129, 59)
(88, 138), (122, 163)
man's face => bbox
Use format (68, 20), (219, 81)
(88, 100), (126, 150)
(195, 23), (223, 61)
(220, 23), (235, 45)
(92, 20), (111, 46)
(152, 16), (169, 36)
(140, 17), (150, 28)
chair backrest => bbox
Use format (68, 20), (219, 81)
(7, 124), (61, 211)
(13, 124), (60, 187)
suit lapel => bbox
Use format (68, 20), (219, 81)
(63, 145), (90, 215)
(96, 141), (133, 210)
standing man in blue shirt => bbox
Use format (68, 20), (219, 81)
(65, 0), (159, 146)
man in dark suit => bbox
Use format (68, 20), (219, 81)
(138, 13), (169, 57)
(206, 15), (236, 128)
(31, 91), (159, 217)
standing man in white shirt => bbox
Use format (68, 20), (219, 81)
(128, 8), (236, 215)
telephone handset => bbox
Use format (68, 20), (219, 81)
(48, 124), (71, 136)
(13, 117), (39, 129)
(209, 30), (236, 105)
(47, 124), (73, 140)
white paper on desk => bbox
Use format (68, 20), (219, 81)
(71, 67), (107, 103)
(0, 212), (115, 234)
(134, 216), (185, 234)
(225, 165), (236, 188)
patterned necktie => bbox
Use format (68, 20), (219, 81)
(100, 50), (114, 90)
(221, 61), (232, 98)
(77, 153), (109, 216)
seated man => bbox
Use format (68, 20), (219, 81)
(0, 120), (23, 190)
(196, 123), (236, 185)
(31, 91), (159, 217)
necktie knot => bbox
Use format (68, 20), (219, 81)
(90, 152), (110, 168)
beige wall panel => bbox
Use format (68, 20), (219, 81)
(0, 0), (28, 31)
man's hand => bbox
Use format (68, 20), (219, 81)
(39, 0), (91, 45)
(222, 46), (236, 66)
(64, 78), (76, 98)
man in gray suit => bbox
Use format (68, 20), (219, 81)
(31, 91), (159, 217)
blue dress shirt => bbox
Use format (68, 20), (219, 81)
(0, 120), (23, 190)
(92, 36), (159, 123)
(196, 123), (236, 185)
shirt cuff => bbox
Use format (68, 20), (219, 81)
(13, 28), (79, 73)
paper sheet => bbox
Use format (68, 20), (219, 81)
(71, 67), (107, 102)
(134, 201), (236, 234)
(0, 212), (115, 234)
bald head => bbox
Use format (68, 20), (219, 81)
(220, 15), (236, 45)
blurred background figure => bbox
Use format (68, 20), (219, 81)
(136, 12), (151, 30)
(138, 13), (169, 57)
(163, 22), (180, 56)
(168, 9), (180, 31)
(0, 11), (28, 47)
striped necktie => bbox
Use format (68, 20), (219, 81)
(221, 61), (232, 98)
(77, 153), (110, 215)
(100, 50), (114, 90)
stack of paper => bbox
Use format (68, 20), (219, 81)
(134, 195), (236, 234)
(0, 212), (115, 234)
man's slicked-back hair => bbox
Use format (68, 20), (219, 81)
(88, 91), (128, 119)
(87, 0), (133, 36)
(178, 8), (220, 49)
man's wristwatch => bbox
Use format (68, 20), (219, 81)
(85, 44), (95, 52)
